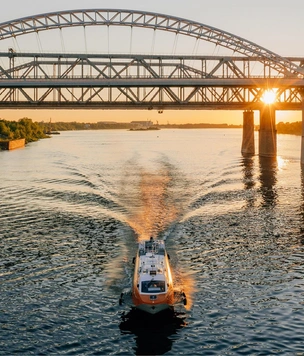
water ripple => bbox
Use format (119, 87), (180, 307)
(1, 130), (304, 355)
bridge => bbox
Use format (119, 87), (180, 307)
(0, 9), (304, 161)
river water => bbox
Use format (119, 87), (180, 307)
(1, 128), (304, 355)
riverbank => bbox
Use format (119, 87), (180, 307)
(0, 118), (49, 148)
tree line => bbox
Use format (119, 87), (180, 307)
(276, 121), (302, 135)
(0, 118), (302, 145)
(41, 121), (242, 131)
(39, 121), (131, 131)
(0, 118), (48, 143)
(45, 120), (302, 134)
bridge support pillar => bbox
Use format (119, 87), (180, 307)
(241, 110), (255, 156)
(259, 106), (277, 157)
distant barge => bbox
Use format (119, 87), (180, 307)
(0, 138), (25, 150)
(46, 131), (60, 135)
(129, 127), (160, 131)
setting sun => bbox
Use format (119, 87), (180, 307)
(262, 89), (277, 104)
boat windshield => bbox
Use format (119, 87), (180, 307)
(141, 280), (166, 293)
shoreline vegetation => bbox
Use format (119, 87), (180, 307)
(276, 121), (302, 136)
(0, 118), (48, 145)
(41, 121), (243, 131)
(0, 119), (302, 149)
(39, 120), (302, 135)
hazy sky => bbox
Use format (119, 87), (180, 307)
(0, 0), (303, 124)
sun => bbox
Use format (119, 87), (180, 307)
(262, 89), (276, 104)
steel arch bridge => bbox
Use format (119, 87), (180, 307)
(0, 8), (304, 110)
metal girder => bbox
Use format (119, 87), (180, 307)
(0, 86), (302, 110)
(1, 52), (302, 80)
(0, 9), (303, 77)
(0, 52), (304, 109)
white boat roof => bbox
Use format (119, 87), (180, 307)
(137, 239), (167, 282)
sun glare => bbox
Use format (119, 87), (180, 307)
(262, 90), (276, 104)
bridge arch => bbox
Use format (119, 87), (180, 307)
(0, 8), (302, 76)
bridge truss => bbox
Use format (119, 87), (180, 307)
(0, 9), (304, 110)
(0, 52), (304, 110)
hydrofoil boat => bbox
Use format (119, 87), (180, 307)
(119, 237), (186, 314)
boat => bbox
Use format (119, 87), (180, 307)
(119, 237), (187, 314)
(46, 131), (60, 135)
(131, 237), (174, 314)
(129, 126), (160, 131)
(45, 118), (60, 135)
(124, 237), (183, 314)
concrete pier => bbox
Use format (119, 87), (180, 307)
(259, 106), (277, 157)
(241, 110), (255, 156)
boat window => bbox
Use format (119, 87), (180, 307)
(141, 280), (166, 293)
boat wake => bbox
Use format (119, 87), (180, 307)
(125, 168), (179, 241)
(111, 160), (195, 313)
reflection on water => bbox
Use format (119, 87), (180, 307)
(241, 156), (255, 191)
(241, 155), (279, 208)
(299, 166), (304, 244)
(120, 308), (187, 355)
(241, 156), (256, 208)
(259, 156), (278, 207)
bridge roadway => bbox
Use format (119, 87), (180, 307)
(1, 78), (303, 89)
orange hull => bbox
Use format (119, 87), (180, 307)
(132, 284), (175, 314)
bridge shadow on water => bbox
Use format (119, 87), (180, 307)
(241, 155), (278, 208)
(258, 156), (278, 207)
(299, 166), (304, 245)
(119, 308), (187, 355)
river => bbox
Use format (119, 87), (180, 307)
(1, 128), (304, 355)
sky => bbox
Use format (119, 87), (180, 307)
(0, 0), (303, 125)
